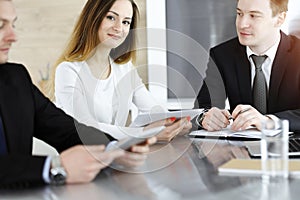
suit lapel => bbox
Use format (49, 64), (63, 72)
(234, 44), (252, 103)
(269, 32), (290, 104)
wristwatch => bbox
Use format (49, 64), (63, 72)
(49, 156), (67, 185)
(196, 109), (209, 128)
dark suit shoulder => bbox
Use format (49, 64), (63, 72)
(0, 62), (26, 70)
(209, 37), (246, 63)
(211, 37), (240, 52)
(288, 34), (300, 51)
(0, 62), (33, 86)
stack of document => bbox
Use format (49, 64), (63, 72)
(189, 126), (263, 139)
(189, 126), (290, 140)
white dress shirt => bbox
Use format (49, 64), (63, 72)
(246, 38), (280, 89)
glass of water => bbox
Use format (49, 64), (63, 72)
(260, 119), (289, 181)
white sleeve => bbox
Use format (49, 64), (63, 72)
(55, 62), (143, 140)
(55, 62), (83, 118)
(131, 69), (167, 113)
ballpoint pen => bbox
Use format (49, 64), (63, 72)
(228, 107), (251, 121)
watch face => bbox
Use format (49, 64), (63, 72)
(53, 174), (66, 185)
(51, 168), (67, 185)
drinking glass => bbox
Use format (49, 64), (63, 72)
(260, 119), (289, 181)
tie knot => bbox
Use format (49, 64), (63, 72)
(251, 54), (267, 70)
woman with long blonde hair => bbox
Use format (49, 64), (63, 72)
(48, 0), (191, 141)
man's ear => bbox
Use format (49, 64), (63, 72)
(275, 12), (287, 27)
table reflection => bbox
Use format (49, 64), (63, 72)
(2, 136), (300, 200)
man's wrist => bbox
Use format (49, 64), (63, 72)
(196, 109), (209, 128)
(266, 114), (280, 129)
(49, 156), (67, 185)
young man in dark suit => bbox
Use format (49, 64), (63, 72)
(0, 0), (156, 187)
(196, 0), (300, 132)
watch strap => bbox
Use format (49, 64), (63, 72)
(196, 109), (209, 128)
(50, 156), (67, 185)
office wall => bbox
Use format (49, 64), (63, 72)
(166, 0), (237, 99)
(10, 0), (147, 95)
(285, 0), (300, 37)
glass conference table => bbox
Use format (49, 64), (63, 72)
(2, 135), (300, 200)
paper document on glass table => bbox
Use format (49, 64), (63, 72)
(189, 126), (263, 140)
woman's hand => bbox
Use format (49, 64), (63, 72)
(145, 117), (192, 142)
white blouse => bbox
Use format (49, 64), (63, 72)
(55, 59), (165, 139)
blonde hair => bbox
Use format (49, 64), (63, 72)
(270, 0), (288, 17)
(46, 0), (139, 100)
(237, 0), (288, 17)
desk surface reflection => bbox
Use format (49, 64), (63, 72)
(2, 136), (300, 200)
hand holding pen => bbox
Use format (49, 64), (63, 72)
(230, 105), (269, 131)
(200, 107), (231, 131)
(228, 107), (251, 121)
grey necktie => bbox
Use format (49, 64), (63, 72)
(251, 54), (268, 114)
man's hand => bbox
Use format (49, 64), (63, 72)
(114, 137), (156, 167)
(60, 145), (124, 184)
(201, 107), (231, 131)
(231, 104), (269, 131)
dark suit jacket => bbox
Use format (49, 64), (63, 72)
(0, 63), (112, 187)
(196, 32), (300, 132)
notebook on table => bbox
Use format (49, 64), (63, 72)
(218, 159), (300, 177)
(189, 126), (262, 141)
